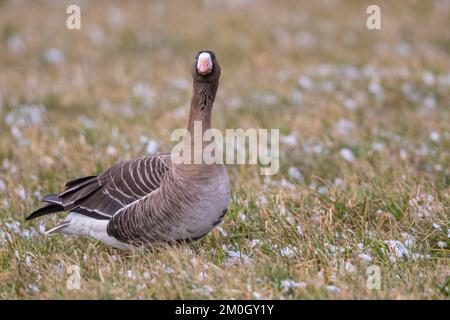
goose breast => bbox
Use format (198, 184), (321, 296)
(173, 167), (231, 239)
(106, 164), (231, 244)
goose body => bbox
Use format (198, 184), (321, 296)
(27, 51), (230, 249)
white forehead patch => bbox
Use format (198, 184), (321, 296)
(198, 52), (211, 62)
(197, 52), (213, 74)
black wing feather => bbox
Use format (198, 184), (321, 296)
(26, 204), (64, 221)
(65, 175), (97, 189)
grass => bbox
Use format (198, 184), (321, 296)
(0, 0), (449, 299)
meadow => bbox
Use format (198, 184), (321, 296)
(0, 0), (449, 299)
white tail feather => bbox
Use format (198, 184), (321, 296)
(45, 222), (71, 235)
(45, 213), (129, 250)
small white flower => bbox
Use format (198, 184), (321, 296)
(368, 80), (384, 101)
(197, 271), (207, 281)
(298, 75), (313, 89)
(106, 145), (117, 156)
(139, 135), (149, 144)
(28, 284), (40, 293)
(312, 144), (324, 155)
(145, 139), (159, 154)
(252, 291), (262, 299)
(437, 241), (447, 249)
(432, 223), (441, 230)
(43, 48), (64, 65)
(334, 119), (355, 136)
(163, 266), (174, 274)
(387, 240), (409, 259)
(256, 195), (268, 206)
(25, 255), (31, 267)
(340, 148), (355, 162)
(21, 229), (32, 239)
(296, 225), (304, 237)
(280, 133), (298, 147)
(429, 131), (440, 143)
(286, 215), (296, 225)
(15, 186), (27, 200)
(371, 142), (385, 151)
(412, 253), (424, 261)
(216, 226), (228, 237)
(343, 98), (357, 111)
(344, 261), (356, 273)
(280, 246), (296, 257)
(334, 178), (345, 188)
(38, 221), (46, 234)
(0, 230), (6, 244)
(317, 186), (328, 195)
(422, 71), (435, 85)
(288, 167), (303, 183)
(325, 243), (337, 253)
(280, 279), (306, 290)
(326, 285), (341, 293)
(53, 262), (64, 276)
(401, 233), (416, 248)
(280, 179), (295, 190)
(248, 239), (261, 249)
(399, 149), (408, 160)
(224, 250), (251, 265)
(201, 285), (214, 295)
(358, 253), (372, 262)
(423, 96), (436, 109)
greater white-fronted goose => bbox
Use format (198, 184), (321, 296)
(26, 51), (230, 250)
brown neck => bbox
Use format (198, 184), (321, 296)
(187, 79), (218, 135)
(172, 78), (219, 173)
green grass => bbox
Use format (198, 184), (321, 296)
(0, 0), (449, 299)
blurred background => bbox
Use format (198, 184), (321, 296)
(0, 0), (449, 299)
(1, 0), (449, 180)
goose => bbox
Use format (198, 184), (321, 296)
(26, 51), (230, 250)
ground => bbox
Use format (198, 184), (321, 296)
(0, 0), (449, 299)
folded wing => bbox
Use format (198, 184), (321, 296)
(26, 154), (170, 221)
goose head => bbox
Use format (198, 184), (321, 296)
(192, 50), (221, 82)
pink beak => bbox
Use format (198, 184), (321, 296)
(197, 52), (213, 75)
